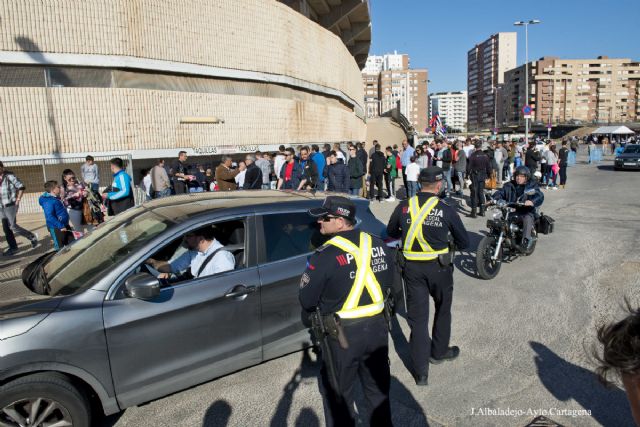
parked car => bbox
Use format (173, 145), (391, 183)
(0, 191), (398, 427)
(614, 144), (640, 170)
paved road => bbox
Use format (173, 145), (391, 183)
(2, 153), (639, 426)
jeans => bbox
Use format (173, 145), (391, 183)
(90, 183), (99, 193)
(384, 174), (395, 198)
(444, 169), (453, 194)
(261, 183), (270, 190)
(559, 164), (568, 185)
(154, 188), (171, 199)
(407, 181), (419, 198)
(547, 169), (557, 187)
(496, 161), (504, 184)
(0, 204), (36, 250)
(455, 171), (465, 192)
(349, 188), (360, 196)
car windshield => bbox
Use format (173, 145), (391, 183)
(622, 145), (640, 154)
(44, 207), (175, 296)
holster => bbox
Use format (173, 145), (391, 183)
(383, 288), (395, 332)
(322, 313), (349, 350)
(438, 234), (456, 268)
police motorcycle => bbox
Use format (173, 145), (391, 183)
(475, 189), (554, 280)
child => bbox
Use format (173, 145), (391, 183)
(39, 180), (72, 250)
(405, 156), (421, 198)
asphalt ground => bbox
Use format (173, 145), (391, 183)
(1, 150), (639, 426)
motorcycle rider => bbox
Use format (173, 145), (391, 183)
(490, 166), (544, 251)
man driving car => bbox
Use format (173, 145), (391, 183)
(146, 227), (235, 280)
(491, 166), (544, 251)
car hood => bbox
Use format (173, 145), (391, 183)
(616, 153), (640, 159)
(0, 287), (63, 340)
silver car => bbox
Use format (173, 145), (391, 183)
(0, 191), (394, 427)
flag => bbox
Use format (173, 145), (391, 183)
(429, 114), (446, 136)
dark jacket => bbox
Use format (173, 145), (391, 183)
(348, 156), (365, 190)
(325, 159), (350, 193)
(440, 148), (452, 171)
(525, 147), (542, 171)
(279, 160), (304, 190)
(369, 151), (386, 175)
(492, 179), (544, 215)
(356, 149), (368, 175)
(39, 192), (70, 229)
(559, 147), (569, 166)
(243, 163), (263, 190)
(300, 159), (319, 189)
(466, 150), (492, 180)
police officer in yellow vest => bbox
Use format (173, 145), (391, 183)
(300, 196), (395, 426)
(387, 166), (469, 386)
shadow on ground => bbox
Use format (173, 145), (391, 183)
(454, 231), (485, 279)
(530, 341), (635, 427)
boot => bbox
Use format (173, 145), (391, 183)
(479, 208), (485, 217)
(467, 208), (477, 218)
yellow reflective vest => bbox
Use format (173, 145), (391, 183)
(402, 196), (449, 261)
(326, 232), (385, 319)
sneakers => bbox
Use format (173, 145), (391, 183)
(430, 346), (460, 364)
(552, 186), (558, 191)
(30, 233), (39, 249)
(385, 196), (396, 202)
(3, 247), (19, 256)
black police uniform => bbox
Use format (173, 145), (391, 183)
(300, 197), (395, 426)
(466, 147), (492, 217)
(386, 167), (469, 383)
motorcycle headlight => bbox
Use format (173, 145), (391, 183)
(510, 223), (520, 233)
(492, 210), (503, 220)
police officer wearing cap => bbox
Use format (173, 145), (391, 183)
(300, 196), (395, 426)
(387, 166), (469, 386)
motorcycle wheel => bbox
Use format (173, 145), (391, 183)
(476, 235), (502, 280)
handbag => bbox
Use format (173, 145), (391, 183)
(551, 163), (560, 174)
(485, 171), (497, 190)
(82, 199), (93, 225)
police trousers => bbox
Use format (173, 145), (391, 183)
(469, 176), (486, 211)
(321, 314), (392, 427)
(404, 260), (454, 377)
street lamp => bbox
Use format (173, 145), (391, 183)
(514, 19), (541, 144)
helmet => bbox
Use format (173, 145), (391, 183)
(514, 166), (531, 180)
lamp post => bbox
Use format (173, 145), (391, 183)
(514, 19), (541, 144)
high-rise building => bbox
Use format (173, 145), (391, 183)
(500, 56), (640, 126)
(467, 32), (517, 131)
(429, 91), (468, 132)
(361, 53), (428, 131)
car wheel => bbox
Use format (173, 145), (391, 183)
(0, 372), (91, 427)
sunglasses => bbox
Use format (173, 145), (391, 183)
(321, 215), (339, 222)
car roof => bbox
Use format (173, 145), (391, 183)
(143, 190), (368, 220)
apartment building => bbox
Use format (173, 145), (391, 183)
(467, 32), (517, 131)
(429, 91), (468, 132)
(500, 56), (640, 126)
(362, 51), (409, 73)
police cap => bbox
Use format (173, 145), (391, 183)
(308, 196), (356, 220)
(419, 166), (444, 183)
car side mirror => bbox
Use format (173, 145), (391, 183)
(125, 272), (160, 300)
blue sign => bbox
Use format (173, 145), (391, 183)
(522, 105), (532, 115)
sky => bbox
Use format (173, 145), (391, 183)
(369, 0), (640, 94)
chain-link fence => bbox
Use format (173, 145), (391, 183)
(1, 154), (136, 214)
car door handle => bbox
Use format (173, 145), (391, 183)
(225, 285), (257, 298)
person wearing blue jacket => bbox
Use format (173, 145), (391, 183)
(39, 180), (71, 250)
(491, 166), (544, 251)
(311, 144), (326, 186)
(106, 157), (134, 216)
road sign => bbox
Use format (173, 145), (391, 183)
(522, 105), (532, 115)
(546, 124), (552, 129)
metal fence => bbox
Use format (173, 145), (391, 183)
(2, 154), (136, 214)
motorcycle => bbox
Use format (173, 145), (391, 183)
(475, 189), (553, 280)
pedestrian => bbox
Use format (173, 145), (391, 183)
(594, 303), (640, 426)
(439, 141), (453, 197)
(151, 159), (171, 198)
(453, 141), (467, 196)
(300, 196), (394, 426)
(277, 148), (304, 190)
(494, 142), (508, 185)
(171, 151), (191, 194)
(333, 143), (346, 163)
(368, 144), (386, 202)
(347, 146), (364, 196)
(254, 152), (272, 190)
(544, 144), (559, 189)
(60, 169), (88, 232)
(187, 165), (204, 193)
(140, 169), (153, 201)
(356, 142), (369, 198)
(274, 146), (287, 185)
(386, 166), (469, 386)
(310, 145), (326, 190)
(417, 145), (431, 170)
(525, 141), (542, 173)
(216, 156), (244, 191)
(204, 168), (214, 191)
(0, 161), (38, 255)
(81, 155), (100, 193)
(298, 146), (320, 190)
(324, 151), (349, 194)
(234, 161), (247, 189)
(105, 158), (134, 216)
(558, 141), (569, 189)
(400, 139), (415, 192)
(384, 146), (397, 201)
(39, 180), (72, 251)
(243, 155), (263, 190)
(466, 141), (492, 218)
(405, 156), (420, 198)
